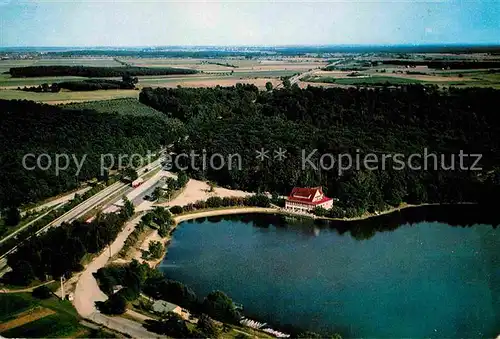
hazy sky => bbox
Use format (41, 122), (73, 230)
(0, 0), (499, 46)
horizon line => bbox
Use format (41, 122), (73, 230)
(2, 43), (500, 49)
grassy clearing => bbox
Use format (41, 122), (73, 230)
(1, 314), (82, 338)
(0, 76), (115, 87)
(0, 293), (90, 338)
(0, 307), (55, 332)
(62, 97), (165, 118)
(0, 294), (34, 322)
(306, 74), (500, 89)
(0, 88), (139, 103)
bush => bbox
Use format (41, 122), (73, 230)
(202, 291), (240, 324)
(148, 241), (164, 260)
(32, 285), (52, 299)
(197, 314), (220, 338)
(313, 206), (327, 217)
(206, 196), (223, 208)
(327, 206), (344, 218)
(245, 194), (271, 207)
(95, 294), (127, 315)
(169, 205), (183, 214)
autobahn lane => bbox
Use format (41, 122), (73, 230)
(0, 159), (163, 260)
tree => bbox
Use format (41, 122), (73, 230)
(265, 82), (273, 91)
(202, 291), (239, 323)
(152, 187), (164, 201)
(4, 206), (21, 226)
(197, 314), (220, 338)
(282, 78), (291, 89)
(144, 312), (191, 338)
(6, 260), (35, 286)
(169, 205), (183, 214)
(206, 196), (223, 208)
(121, 196), (135, 219)
(121, 167), (138, 181)
(313, 206), (327, 217)
(147, 240), (164, 260)
(32, 285), (52, 299)
(177, 171), (189, 189)
(95, 294), (127, 315)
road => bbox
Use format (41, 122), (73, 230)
(21, 186), (92, 216)
(0, 279), (55, 293)
(0, 205), (61, 245)
(73, 214), (164, 338)
(0, 158), (163, 261)
(274, 69), (317, 89)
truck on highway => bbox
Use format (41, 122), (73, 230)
(131, 177), (144, 188)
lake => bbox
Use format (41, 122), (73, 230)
(159, 205), (500, 338)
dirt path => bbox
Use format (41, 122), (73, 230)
(72, 214), (164, 338)
(0, 280), (55, 294)
(0, 307), (55, 332)
(73, 215), (143, 317)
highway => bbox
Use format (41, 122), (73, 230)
(274, 69), (317, 89)
(21, 186), (92, 216)
(0, 158), (163, 261)
(0, 204), (62, 245)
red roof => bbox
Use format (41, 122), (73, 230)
(287, 187), (332, 205)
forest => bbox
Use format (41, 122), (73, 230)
(139, 84), (500, 215)
(0, 99), (183, 208)
(4, 198), (135, 286)
(8, 65), (197, 78)
(20, 79), (136, 92)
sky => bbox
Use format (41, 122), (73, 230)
(0, 0), (499, 47)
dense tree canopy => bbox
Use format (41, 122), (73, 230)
(5, 203), (133, 285)
(0, 100), (180, 208)
(9, 65), (197, 78)
(140, 84), (500, 215)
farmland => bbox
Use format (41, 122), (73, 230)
(1, 51), (500, 104)
(0, 293), (98, 338)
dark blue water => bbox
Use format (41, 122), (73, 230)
(160, 209), (500, 338)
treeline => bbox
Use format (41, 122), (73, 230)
(381, 59), (500, 69)
(3, 198), (135, 286)
(204, 61), (239, 68)
(139, 84), (500, 214)
(0, 100), (182, 209)
(9, 65), (197, 78)
(95, 260), (341, 338)
(168, 194), (271, 215)
(58, 79), (136, 91)
(20, 79), (136, 93)
(94, 260), (240, 325)
(0, 182), (112, 257)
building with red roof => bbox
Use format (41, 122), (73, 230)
(285, 186), (333, 212)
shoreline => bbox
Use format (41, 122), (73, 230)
(132, 202), (474, 268)
(138, 202), (480, 269)
(135, 207), (279, 268)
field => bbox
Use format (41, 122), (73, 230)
(0, 293), (92, 338)
(304, 69), (500, 88)
(62, 97), (165, 117)
(0, 57), (315, 103)
(0, 88), (139, 103)
(1, 54), (500, 104)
